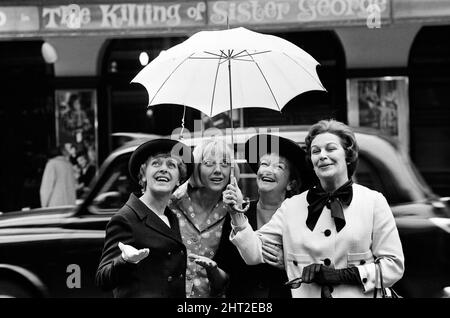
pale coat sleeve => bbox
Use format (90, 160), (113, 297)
(357, 191), (405, 293)
(229, 199), (287, 265)
(40, 161), (56, 208)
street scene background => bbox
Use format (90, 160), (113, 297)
(0, 0), (449, 299)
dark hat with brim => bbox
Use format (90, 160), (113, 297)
(244, 134), (316, 188)
(128, 138), (193, 185)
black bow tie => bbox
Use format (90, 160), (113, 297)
(306, 180), (353, 233)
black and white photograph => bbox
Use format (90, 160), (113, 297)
(0, 0), (449, 309)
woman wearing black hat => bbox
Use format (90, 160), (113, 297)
(227, 120), (404, 298)
(95, 138), (193, 298)
(219, 134), (314, 298)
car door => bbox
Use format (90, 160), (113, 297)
(353, 153), (450, 298)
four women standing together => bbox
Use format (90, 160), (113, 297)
(96, 119), (405, 298)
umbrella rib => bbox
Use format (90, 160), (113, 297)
(189, 56), (227, 60)
(233, 50), (271, 59)
(230, 58), (254, 62)
(219, 59), (252, 65)
(221, 49), (233, 58)
(283, 52), (326, 91)
(203, 51), (226, 58)
(209, 52), (224, 117)
(149, 53), (194, 105)
(230, 50), (246, 59)
(189, 50), (227, 60)
(245, 50), (281, 111)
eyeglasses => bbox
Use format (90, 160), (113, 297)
(284, 277), (303, 289)
(202, 160), (231, 168)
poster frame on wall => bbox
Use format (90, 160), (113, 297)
(54, 88), (99, 199)
(347, 75), (410, 155)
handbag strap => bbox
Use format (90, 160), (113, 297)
(373, 257), (388, 298)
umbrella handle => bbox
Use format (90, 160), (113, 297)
(232, 201), (250, 213)
(230, 166), (250, 213)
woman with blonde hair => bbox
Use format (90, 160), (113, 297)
(169, 138), (240, 297)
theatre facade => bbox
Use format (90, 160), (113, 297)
(0, 0), (449, 211)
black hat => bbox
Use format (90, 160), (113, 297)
(128, 138), (193, 185)
(244, 134), (316, 188)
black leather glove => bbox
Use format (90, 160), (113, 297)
(301, 263), (322, 283)
(302, 264), (362, 286)
(315, 265), (362, 286)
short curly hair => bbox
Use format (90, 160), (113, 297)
(137, 153), (188, 193)
(304, 119), (359, 178)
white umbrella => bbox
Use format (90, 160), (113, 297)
(131, 27), (326, 212)
(132, 27), (325, 118)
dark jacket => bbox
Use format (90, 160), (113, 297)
(95, 193), (187, 298)
(214, 201), (291, 298)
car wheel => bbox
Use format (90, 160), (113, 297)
(0, 279), (35, 298)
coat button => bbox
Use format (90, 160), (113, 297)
(362, 278), (368, 283)
(167, 276), (173, 282)
(293, 260), (298, 266)
(324, 229), (331, 237)
(167, 251), (172, 256)
(179, 274), (184, 279)
(360, 260), (366, 265)
(324, 258), (331, 266)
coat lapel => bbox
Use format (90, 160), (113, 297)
(125, 193), (183, 245)
(166, 208), (182, 242)
(144, 209), (183, 244)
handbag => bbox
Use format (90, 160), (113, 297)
(373, 257), (402, 298)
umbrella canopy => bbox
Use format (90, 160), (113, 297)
(131, 27), (325, 213)
(131, 27), (326, 118)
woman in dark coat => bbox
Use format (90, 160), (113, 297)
(95, 138), (193, 298)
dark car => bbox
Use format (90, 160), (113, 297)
(0, 126), (449, 298)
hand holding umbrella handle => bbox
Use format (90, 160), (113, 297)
(227, 172), (250, 213)
(232, 198), (250, 213)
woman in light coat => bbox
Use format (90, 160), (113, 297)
(227, 119), (404, 298)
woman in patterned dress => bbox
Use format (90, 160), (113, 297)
(169, 138), (239, 298)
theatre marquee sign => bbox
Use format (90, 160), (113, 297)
(208, 0), (389, 25)
(41, 2), (207, 30)
(5, 0), (447, 37)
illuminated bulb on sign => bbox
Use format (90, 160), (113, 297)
(41, 42), (58, 64)
(139, 52), (149, 66)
